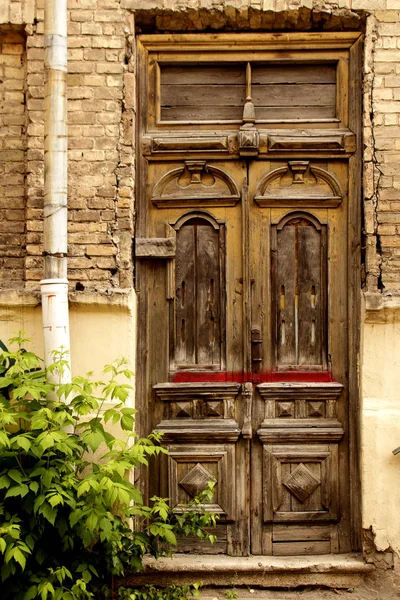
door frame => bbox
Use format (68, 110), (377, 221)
(134, 32), (363, 553)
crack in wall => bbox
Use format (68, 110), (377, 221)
(363, 14), (383, 294)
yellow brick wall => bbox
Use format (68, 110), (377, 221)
(0, 0), (400, 294)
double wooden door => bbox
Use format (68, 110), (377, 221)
(136, 32), (362, 557)
(135, 156), (353, 556)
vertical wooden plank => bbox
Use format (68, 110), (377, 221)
(298, 224), (323, 366)
(219, 226), (227, 372)
(196, 223), (221, 366)
(277, 225), (296, 366)
(175, 225), (196, 366)
(336, 56), (349, 128)
(348, 34), (363, 552)
(327, 158), (351, 554)
(135, 41), (150, 505)
(248, 162), (272, 555)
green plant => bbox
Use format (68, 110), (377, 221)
(115, 583), (202, 600)
(224, 589), (239, 599)
(0, 333), (217, 600)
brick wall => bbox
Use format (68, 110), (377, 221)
(21, 0), (135, 291)
(1, 0), (400, 295)
(0, 29), (26, 289)
(371, 10), (400, 292)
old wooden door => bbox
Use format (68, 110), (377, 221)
(136, 33), (362, 557)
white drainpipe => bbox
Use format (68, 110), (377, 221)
(41, 0), (71, 385)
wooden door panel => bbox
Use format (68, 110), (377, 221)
(249, 158), (349, 554)
(140, 161), (248, 555)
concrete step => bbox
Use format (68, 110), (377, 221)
(127, 554), (374, 590)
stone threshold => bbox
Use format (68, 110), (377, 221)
(127, 554), (374, 590)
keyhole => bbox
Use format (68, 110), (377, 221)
(209, 278), (215, 303)
(311, 285), (316, 308)
(181, 319), (185, 343)
(311, 319), (316, 344)
(280, 285), (285, 309)
(181, 281), (185, 308)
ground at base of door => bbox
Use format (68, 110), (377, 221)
(198, 570), (400, 599)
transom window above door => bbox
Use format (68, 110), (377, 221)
(138, 33), (360, 157)
(159, 62), (338, 124)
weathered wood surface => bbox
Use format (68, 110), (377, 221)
(135, 237), (176, 258)
(136, 33), (361, 558)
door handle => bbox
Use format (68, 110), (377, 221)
(251, 328), (262, 378)
(241, 381), (252, 439)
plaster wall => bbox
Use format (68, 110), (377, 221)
(0, 293), (136, 389)
(362, 307), (400, 557)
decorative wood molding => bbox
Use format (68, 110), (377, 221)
(239, 127), (259, 157)
(257, 382), (343, 425)
(151, 161), (241, 208)
(257, 382), (343, 401)
(267, 134), (353, 153)
(257, 426), (344, 444)
(154, 382), (240, 424)
(154, 382), (241, 402)
(135, 237), (176, 259)
(254, 161), (343, 208)
(156, 419), (241, 443)
(141, 132), (356, 158)
(139, 32), (362, 53)
(143, 135), (235, 155)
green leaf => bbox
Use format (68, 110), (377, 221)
(11, 547), (26, 570)
(0, 538), (6, 554)
(8, 469), (23, 484)
(29, 481), (39, 494)
(162, 528), (177, 545)
(48, 493), (63, 508)
(0, 474), (10, 489)
(121, 414), (134, 431)
(0, 376), (13, 388)
(83, 429), (104, 452)
(5, 484), (29, 498)
(13, 435), (31, 452)
(0, 431), (10, 448)
(24, 586), (38, 600)
(86, 511), (98, 532)
(40, 502), (57, 526)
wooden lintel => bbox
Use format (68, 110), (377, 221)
(135, 237), (176, 258)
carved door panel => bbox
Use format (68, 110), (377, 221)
(136, 33), (361, 557)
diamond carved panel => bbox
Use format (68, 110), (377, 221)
(263, 444), (339, 523)
(179, 463), (216, 498)
(167, 444), (236, 519)
(283, 463), (321, 503)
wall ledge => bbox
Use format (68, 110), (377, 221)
(0, 289), (135, 310)
(68, 289), (135, 310)
(0, 290), (41, 307)
(364, 292), (400, 324)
